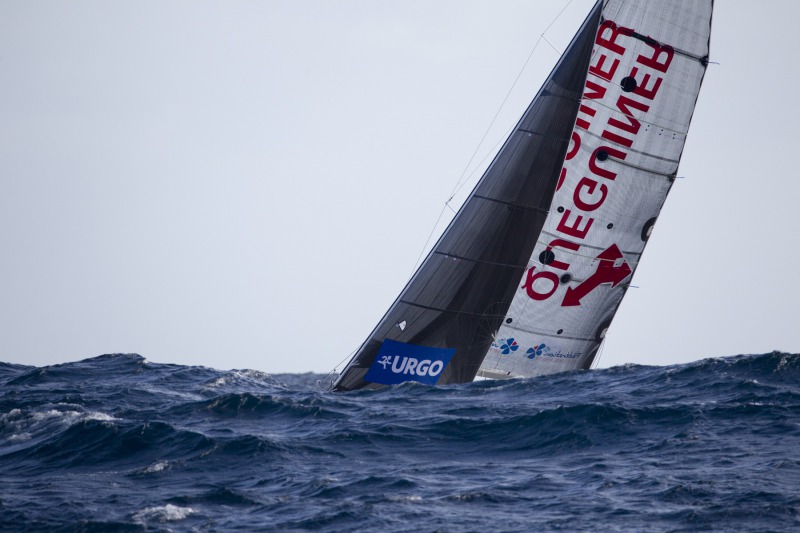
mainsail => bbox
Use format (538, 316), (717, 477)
(333, 0), (713, 391)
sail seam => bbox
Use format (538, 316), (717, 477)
(583, 92), (688, 136)
(473, 194), (549, 214)
(433, 251), (526, 270)
(575, 125), (681, 164)
(502, 323), (597, 342)
(398, 299), (506, 319)
(538, 230), (644, 258)
(606, 157), (676, 178)
(622, 30), (708, 65)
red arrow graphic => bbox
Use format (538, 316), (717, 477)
(561, 244), (631, 307)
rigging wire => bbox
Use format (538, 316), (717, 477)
(591, 338), (606, 369)
(447, 0), (577, 202)
(320, 345), (360, 390)
(409, 0), (578, 275)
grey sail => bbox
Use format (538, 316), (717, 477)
(332, 2), (604, 391)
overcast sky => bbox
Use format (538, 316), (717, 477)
(2, 0), (798, 374)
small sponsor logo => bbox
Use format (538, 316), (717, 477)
(525, 341), (582, 361)
(365, 339), (455, 386)
(526, 343), (550, 360)
(499, 338), (519, 355)
(382, 356), (445, 377)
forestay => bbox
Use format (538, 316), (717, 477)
(333, 0), (713, 391)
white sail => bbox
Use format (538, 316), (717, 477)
(478, 0), (713, 379)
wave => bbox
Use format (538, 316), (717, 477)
(1, 351), (799, 531)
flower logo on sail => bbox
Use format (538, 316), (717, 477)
(526, 343), (548, 359)
(499, 338), (519, 355)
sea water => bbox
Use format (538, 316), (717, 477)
(1, 352), (799, 531)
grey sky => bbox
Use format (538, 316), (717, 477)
(2, 1), (797, 374)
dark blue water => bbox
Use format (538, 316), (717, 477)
(1, 352), (799, 532)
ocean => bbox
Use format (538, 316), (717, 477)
(1, 352), (799, 532)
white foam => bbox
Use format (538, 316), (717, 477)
(206, 369), (274, 389)
(388, 494), (423, 502)
(207, 375), (229, 387)
(1, 406), (117, 446)
(134, 504), (196, 522)
(141, 461), (169, 473)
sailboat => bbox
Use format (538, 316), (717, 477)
(332, 0), (713, 391)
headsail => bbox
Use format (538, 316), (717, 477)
(332, 0), (713, 391)
(478, 0), (713, 379)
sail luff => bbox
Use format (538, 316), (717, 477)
(332, 1), (605, 391)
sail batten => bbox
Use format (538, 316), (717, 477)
(332, 0), (712, 391)
(397, 299), (508, 320)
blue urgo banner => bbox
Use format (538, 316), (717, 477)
(364, 339), (456, 386)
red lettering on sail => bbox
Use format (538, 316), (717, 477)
(601, 129), (634, 148)
(609, 95), (650, 136)
(573, 177), (608, 211)
(629, 66), (662, 100)
(531, 17), (675, 300)
(556, 167), (567, 191)
(561, 244), (632, 307)
(637, 41), (674, 73)
(546, 238), (580, 271)
(589, 145), (626, 180)
(557, 209), (593, 239)
(589, 53), (619, 81)
(522, 267), (560, 301)
(596, 21), (627, 55)
(583, 79), (606, 100)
